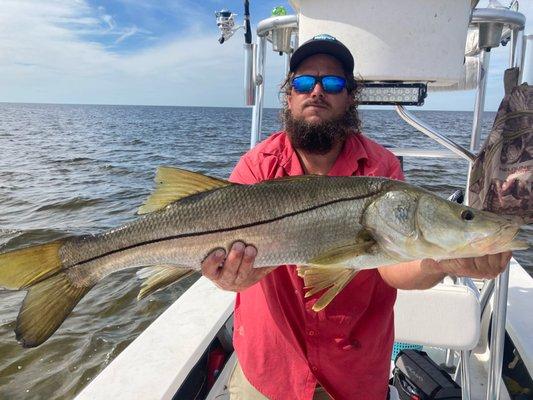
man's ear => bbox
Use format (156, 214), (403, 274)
(347, 93), (355, 110)
(286, 91), (293, 110)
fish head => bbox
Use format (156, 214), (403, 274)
(415, 194), (527, 258)
(363, 186), (527, 261)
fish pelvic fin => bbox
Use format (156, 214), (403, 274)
(138, 166), (232, 214)
(307, 230), (376, 266)
(137, 266), (197, 300)
(0, 241), (65, 290)
(297, 266), (359, 312)
(15, 272), (93, 348)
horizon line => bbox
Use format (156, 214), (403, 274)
(0, 101), (497, 113)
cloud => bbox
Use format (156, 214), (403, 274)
(101, 14), (116, 30)
(0, 0), (529, 109)
(0, 0), (284, 107)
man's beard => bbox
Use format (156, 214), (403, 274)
(282, 107), (357, 155)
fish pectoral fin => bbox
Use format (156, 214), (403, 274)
(16, 272), (93, 348)
(307, 230), (377, 266)
(137, 265), (197, 300)
(297, 266), (359, 312)
(138, 166), (233, 214)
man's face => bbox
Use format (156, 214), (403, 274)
(287, 54), (352, 125)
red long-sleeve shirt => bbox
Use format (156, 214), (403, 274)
(229, 131), (404, 400)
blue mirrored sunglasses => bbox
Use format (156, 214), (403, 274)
(291, 75), (347, 94)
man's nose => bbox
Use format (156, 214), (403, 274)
(310, 81), (325, 97)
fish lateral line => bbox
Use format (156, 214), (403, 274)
(71, 190), (381, 268)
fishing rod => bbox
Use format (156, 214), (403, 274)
(214, 1), (251, 44)
(215, 1), (255, 104)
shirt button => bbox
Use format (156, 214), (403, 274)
(311, 365), (318, 372)
(308, 330), (316, 336)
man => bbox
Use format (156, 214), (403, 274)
(201, 35), (511, 400)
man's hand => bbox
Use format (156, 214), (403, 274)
(201, 241), (275, 292)
(425, 251), (512, 280)
(379, 251), (513, 290)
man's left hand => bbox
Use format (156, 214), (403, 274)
(425, 251), (512, 280)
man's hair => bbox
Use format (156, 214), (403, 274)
(279, 68), (362, 132)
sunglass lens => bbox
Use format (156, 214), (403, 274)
(322, 76), (346, 93)
(292, 75), (316, 93)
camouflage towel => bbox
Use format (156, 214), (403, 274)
(469, 82), (532, 223)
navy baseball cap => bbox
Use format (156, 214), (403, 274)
(290, 34), (354, 73)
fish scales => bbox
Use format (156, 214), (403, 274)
(59, 176), (389, 270)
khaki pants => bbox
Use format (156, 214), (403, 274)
(228, 361), (331, 400)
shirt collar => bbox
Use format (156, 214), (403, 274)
(260, 131), (368, 177)
(327, 132), (368, 176)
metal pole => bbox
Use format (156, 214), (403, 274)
(509, 29), (517, 68)
(519, 34), (526, 83)
(444, 349), (455, 369)
(464, 49), (491, 206)
(244, 43), (256, 106)
(461, 350), (472, 400)
(479, 279), (496, 315)
(485, 265), (510, 400)
(470, 50), (490, 154)
(250, 35), (266, 148)
(395, 106), (476, 162)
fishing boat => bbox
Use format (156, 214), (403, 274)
(75, 1), (532, 399)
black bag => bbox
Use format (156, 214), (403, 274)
(392, 350), (462, 400)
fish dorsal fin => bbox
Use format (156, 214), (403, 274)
(138, 166), (232, 214)
(307, 230), (376, 266)
(297, 266), (359, 312)
(136, 265), (197, 300)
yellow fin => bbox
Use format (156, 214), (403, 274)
(137, 266), (197, 300)
(16, 272), (93, 347)
(297, 266), (359, 312)
(0, 241), (64, 290)
(138, 166), (232, 214)
(308, 230), (376, 266)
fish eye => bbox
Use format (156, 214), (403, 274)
(461, 210), (474, 221)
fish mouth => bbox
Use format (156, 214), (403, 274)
(462, 223), (525, 254)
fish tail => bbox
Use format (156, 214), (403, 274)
(0, 240), (65, 290)
(15, 272), (93, 347)
(0, 240), (94, 347)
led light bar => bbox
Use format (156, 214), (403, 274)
(359, 83), (427, 106)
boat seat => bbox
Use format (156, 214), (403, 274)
(394, 283), (480, 350)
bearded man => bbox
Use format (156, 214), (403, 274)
(201, 35), (511, 400)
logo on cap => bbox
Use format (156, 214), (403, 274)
(312, 34), (337, 41)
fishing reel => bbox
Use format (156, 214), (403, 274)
(215, 9), (244, 44)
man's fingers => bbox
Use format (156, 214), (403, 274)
(218, 242), (246, 285)
(437, 251), (512, 280)
(201, 248), (226, 280)
(235, 245), (257, 281)
(201, 242), (271, 291)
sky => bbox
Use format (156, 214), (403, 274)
(0, 0), (531, 111)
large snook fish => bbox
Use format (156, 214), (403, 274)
(0, 167), (527, 347)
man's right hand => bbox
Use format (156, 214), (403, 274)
(201, 241), (275, 292)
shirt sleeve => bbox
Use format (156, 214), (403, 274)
(229, 154), (263, 184)
(388, 156), (405, 181)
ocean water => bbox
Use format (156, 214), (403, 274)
(0, 103), (530, 399)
